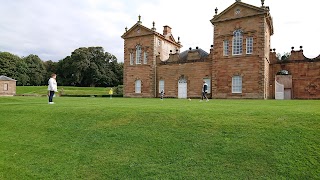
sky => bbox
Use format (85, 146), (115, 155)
(0, 0), (319, 62)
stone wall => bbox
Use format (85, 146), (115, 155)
(0, 81), (16, 96)
(269, 49), (320, 99)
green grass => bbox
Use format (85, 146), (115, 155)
(16, 86), (112, 96)
(0, 97), (319, 179)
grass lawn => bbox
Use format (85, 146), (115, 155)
(0, 97), (319, 179)
(16, 86), (112, 96)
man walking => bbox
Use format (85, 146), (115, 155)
(201, 80), (209, 102)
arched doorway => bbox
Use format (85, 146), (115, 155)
(275, 70), (292, 100)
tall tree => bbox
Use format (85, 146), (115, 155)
(0, 52), (20, 78)
(23, 54), (47, 85)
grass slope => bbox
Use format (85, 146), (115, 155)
(0, 97), (319, 179)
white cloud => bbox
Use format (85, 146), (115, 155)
(0, 0), (319, 62)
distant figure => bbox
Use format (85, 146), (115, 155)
(48, 73), (58, 104)
(200, 80), (209, 102)
(109, 88), (113, 99)
(160, 90), (165, 100)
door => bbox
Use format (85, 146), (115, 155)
(284, 89), (292, 99)
(178, 78), (187, 99)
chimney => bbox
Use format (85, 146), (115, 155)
(163, 25), (172, 36)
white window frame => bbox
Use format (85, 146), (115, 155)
(203, 78), (211, 94)
(135, 80), (141, 93)
(136, 45), (142, 64)
(232, 76), (242, 93)
(129, 53), (133, 65)
(232, 30), (243, 55)
(159, 80), (164, 93)
(223, 40), (229, 56)
(246, 37), (253, 54)
(4, 83), (8, 91)
(143, 52), (148, 64)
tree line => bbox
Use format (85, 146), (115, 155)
(0, 47), (123, 87)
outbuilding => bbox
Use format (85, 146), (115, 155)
(0, 75), (17, 96)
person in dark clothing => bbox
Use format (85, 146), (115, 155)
(201, 80), (209, 102)
(160, 90), (165, 100)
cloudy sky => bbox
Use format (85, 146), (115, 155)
(0, 0), (319, 62)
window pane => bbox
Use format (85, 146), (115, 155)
(135, 80), (141, 93)
(159, 80), (164, 93)
(143, 52), (148, 64)
(130, 53), (133, 65)
(136, 45), (141, 64)
(233, 30), (243, 55)
(223, 40), (229, 56)
(232, 76), (242, 93)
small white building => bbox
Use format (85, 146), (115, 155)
(0, 75), (17, 96)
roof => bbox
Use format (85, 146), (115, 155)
(179, 48), (209, 61)
(121, 22), (182, 48)
(0, 75), (17, 81)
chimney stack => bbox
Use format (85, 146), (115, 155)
(163, 25), (172, 36)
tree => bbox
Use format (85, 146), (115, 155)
(276, 52), (290, 61)
(44, 60), (58, 77)
(57, 47), (123, 87)
(23, 54), (47, 85)
(0, 52), (20, 78)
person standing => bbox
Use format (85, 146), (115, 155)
(160, 89), (165, 100)
(109, 88), (113, 99)
(201, 80), (209, 102)
(48, 73), (58, 104)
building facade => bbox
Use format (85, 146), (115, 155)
(0, 75), (17, 96)
(121, 0), (320, 99)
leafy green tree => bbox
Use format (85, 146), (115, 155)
(16, 59), (30, 85)
(276, 52), (290, 61)
(57, 47), (123, 87)
(0, 52), (20, 78)
(23, 54), (47, 85)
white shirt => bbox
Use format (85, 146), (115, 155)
(48, 78), (58, 92)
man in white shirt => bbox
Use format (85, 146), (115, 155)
(200, 80), (209, 102)
(48, 73), (58, 104)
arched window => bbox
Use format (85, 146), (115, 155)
(135, 80), (141, 93)
(232, 30), (243, 55)
(136, 45), (142, 64)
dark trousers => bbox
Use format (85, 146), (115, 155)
(49, 91), (55, 102)
(201, 92), (207, 100)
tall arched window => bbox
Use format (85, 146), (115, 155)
(232, 30), (243, 55)
(136, 45), (142, 64)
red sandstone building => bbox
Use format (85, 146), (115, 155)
(121, 0), (320, 99)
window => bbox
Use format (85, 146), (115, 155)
(129, 53), (133, 65)
(232, 76), (242, 93)
(232, 30), (243, 55)
(136, 45), (142, 64)
(159, 80), (164, 93)
(4, 83), (8, 91)
(203, 78), (211, 94)
(135, 80), (141, 93)
(246, 37), (253, 54)
(223, 40), (229, 56)
(158, 39), (161, 46)
(143, 52), (148, 64)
